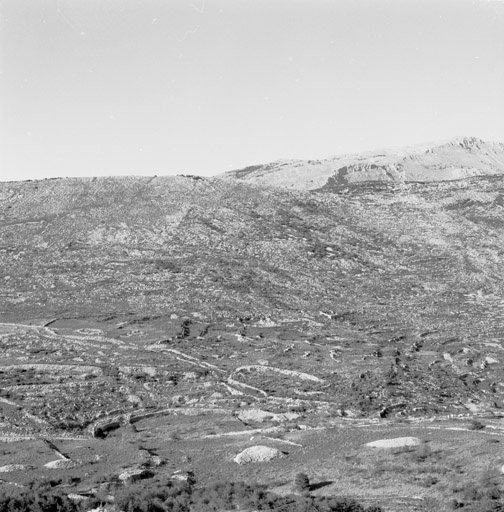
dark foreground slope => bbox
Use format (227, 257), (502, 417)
(2, 174), (504, 419)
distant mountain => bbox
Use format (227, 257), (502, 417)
(218, 137), (504, 190)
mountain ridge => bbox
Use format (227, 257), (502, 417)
(218, 136), (504, 191)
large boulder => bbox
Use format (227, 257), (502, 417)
(118, 466), (154, 484)
(238, 408), (299, 423)
(234, 446), (285, 464)
(366, 437), (421, 449)
(170, 470), (196, 485)
(44, 459), (79, 469)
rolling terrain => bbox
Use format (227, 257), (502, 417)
(3, 140), (504, 510)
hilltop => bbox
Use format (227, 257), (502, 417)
(219, 136), (504, 190)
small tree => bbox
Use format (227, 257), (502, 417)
(294, 472), (310, 494)
(469, 419), (485, 431)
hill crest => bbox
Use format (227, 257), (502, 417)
(218, 136), (504, 190)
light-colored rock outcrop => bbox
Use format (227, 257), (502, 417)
(0, 464), (32, 472)
(233, 445), (285, 464)
(238, 408), (300, 423)
(44, 459), (79, 469)
(118, 466), (153, 484)
(366, 437), (421, 449)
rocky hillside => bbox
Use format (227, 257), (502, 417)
(3, 174), (504, 420)
(219, 137), (504, 190)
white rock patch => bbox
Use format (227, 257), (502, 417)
(0, 464), (32, 472)
(238, 409), (300, 423)
(366, 437), (421, 449)
(234, 446), (285, 464)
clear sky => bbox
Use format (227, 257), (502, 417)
(1, 0), (503, 182)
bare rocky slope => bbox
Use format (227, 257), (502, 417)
(2, 172), (504, 420)
(218, 136), (504, 190)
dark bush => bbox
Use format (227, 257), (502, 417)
(294, 472), (311, 493)
(0, 478), (384, 512)
(468, 419), (485, 431)
(0, 488), (81, 512)
(153, 259), (181, 273)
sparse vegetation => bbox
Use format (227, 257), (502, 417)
(0, 487), (81, 512)
(0, 478), (382, 512)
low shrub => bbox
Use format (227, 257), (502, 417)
(0, 478), (385, 512)
(0, 488), (81, 512)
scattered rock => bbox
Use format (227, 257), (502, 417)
(149, 456), (164, 467)
(366, 437), (421, 449)
(118, 466), (154, 484)
(275, 412), (301, 422)
(170, 470), (195, 485)
(465, 402), (483, 413)
(67, 494), (89, 501)
(238, 409), (274, 423)
(254, 317), (277, 327)
(233, 446), (285, 464)
(238, 408), (299, 423)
